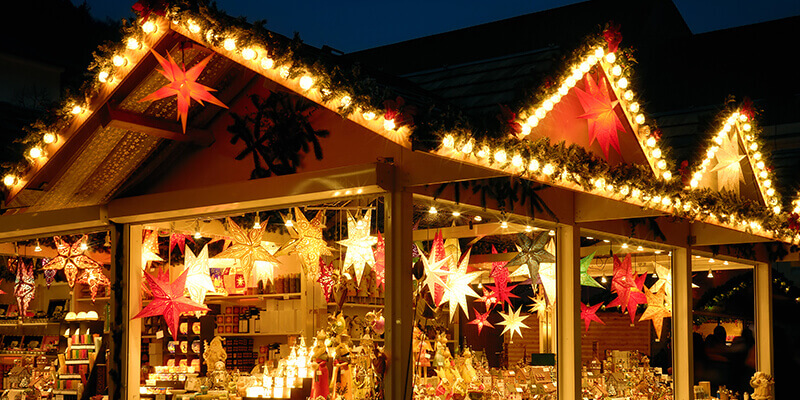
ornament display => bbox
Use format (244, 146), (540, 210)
(709, 129), (746, 194)
(214, 218), (279, 283)
(574, 73), (625, 159)
(278, 208), (332, 280)
(77, 267), (111, 302)
(43, 235), (102, 287)
(183, 245), (215, 306)
(638, 286), (671, 341)
(14, 259), (35, 318)
(442, 248), (481, 321)
(607, 254), (647, 324)
(132, 269), (210, 340)
(580, 302), (605, 331)
(336, 211), (378, 285)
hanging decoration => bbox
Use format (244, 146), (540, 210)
(336, 211), (378, 285)
(607, 254), (647, 324)
(574, 73), (625, 159)
(373, 232), (385, 290)
(639, 286), (671, 341)
(442, 248), (482, 321)
(468, 308), (493, 334)
(43, 235), (102, 287)
(169, 232), (195, 254)
(183, 245), (215, 306)
(430, 231), (449, 306)
(580, 251), (604, 288)
(475, 287), (499, 310)
(44, 269), (57, 288)
(139, 49), (228, 133)
(486, 268), (519, 307)
(278, 208), (332, 281)
(535, 240), (557, 304)
(141, 230), (164, 267)
(132, 269), (210, 340)
(77, 267), (111, 302)
(506, 233), (554, 284)
(420, 247), (452, 305)
(14, 259), (35, 318)
(317, 258), (336, 301)
(580, 302), (606, 332)
(528, 294), (550, 315)
(650, 262), (673, 311)
(709, 129), (746, 194)
(497, 306), (530, 340)
(214, 218), (279, 283)
(252, 260), (277, 286)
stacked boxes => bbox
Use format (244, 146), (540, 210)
(223, 338), (257, 371)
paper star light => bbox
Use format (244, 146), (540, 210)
(337, 211), (378, 285)
(184, 245), (215, 306)
(506, 233), (555, 283)
(581, 302), (606, 332)
(486, 266), (519, 306)
(373, 232), (385, 289)
(580, 251), (604, 289)
(536, 240), (557, 303)
(420, 247), (452, 305)
(132, 269), (210, 340)
(639, 286), (672, 341)
(169, 233), (194, 254)
(44, 269), (57, 288)
(278, 208), (333, 280)
(497, 306), (530, 340)
(443, 249), (482, 321)
(475, 287), (499, 310)
(574, 73), (625, 159)
(215, 218), (279, 283)
(430, 231), (449, 305)
(141, 230), (164, 267)
(139, 50), (228, 133)
(14, 259), (35, 318)
(650, 262), (673, 311)
(709, 129), (746, 194)
(607, 254), (647, 324)
(43, 235), (102, 287)
(468, 308), (494, 334)
(528, 295), (550, 315)
(77, 267), (111, 302)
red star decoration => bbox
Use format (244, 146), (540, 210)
(373, 232), (385, 290)
(139, 50), (228, 133)
(43, 235), (102, 288)
(574, 73), (625, 159)
(14, 259), (35, 318)
(581, 302), (606, 332)
(488, 245), (509, 288)
(475, 287), (499, 310)
(431, 230), (449, 305)
(317, 258), (336, 301)
(132, 269), (210, 340)
(169, 233), (195, 254)
(486, 262), (519, 307)
(77, 267), (111, 302)
(607, 254), (647, 324)
(468, 307), (494, 334)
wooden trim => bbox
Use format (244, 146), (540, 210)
(754, 262), (774, 376)
(672, 245), (695, 400)
(101, 105), (214, 145)
(0, 205), (108, 241)
(556, 222), (581, 400)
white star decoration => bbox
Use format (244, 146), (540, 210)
(337, 211), (378, 285)
(650, 262), (672, 312)
(497, 306), (530, 340)
(536, 240), (557, 304)
(443, 248), (482, 321)
(183, 245), (215, 306)
(710, 129), (746, 194)
(421, 248), (452, 304)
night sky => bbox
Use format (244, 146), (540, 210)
(77, 0), (800, 53)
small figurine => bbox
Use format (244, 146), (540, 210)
(208, 360), (229, 390)
(309, 330), (330, 400)
(749, 371), (774, 400)
(203, 336), (227, 373)
(330, 333), (354, 400)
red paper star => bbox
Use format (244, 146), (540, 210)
(581, 302), (606, 332)
(132, 269), (210, 340)
(468, 307), (494, 334)
(488, 245), (509, 288)
(169, 233), (195, 254)
(486, 264), (519, 307)
(607, 254), (647, 324)
(574, 73), (625, 159)
(43, 235), (102, 288)
(431, 230), (449, 305)
(14, 259), (35, 318)
(139, 50), (228, 133)
(77, 267), (111, 302)
(373, 232), (385, 290)
(317, 258), (336, 301)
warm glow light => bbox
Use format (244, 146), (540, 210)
(363, 111), (376, 120)
(743, 123), (752, 132)
(142, 20), (157, 33)
(605, 53), (616, 63)
(630, 102), (640, 113)
(42, 132), (57, 144)
(223, 38), (236, 51)
(383, 118), (396, 130)
(241, 48), (257, 60)
(750, 142), (758, 151)
(461, 141), (473, 154)
(299, 75), (314, 90)
(500, 221), (508, 229)
(511, 154), (523, 167)
(428, 206), (437, 214)
(611, 65), (622, 76)
(112, 55), (127, 67)
(3, 174), (16, 187)
(652, 148), (662, 159)
(474, 215), (482, 222)
(617, 77), (628, 89)
(340, 95), (352, 107)
(621, 243), (629, 249)
(29, 147), (42, 159)
(261, 57), (275, 69)
(71, 105), (83, 115)
(529, 159), (540, 171)
(98, 71), (110, 83)
(527, 115), (539, 127)
(442, 135), (455, 148)
(635, 114), (645, 124)
(452, 211), (460, 217)
(662, 171), (672, 180)
(542, 163), (555, 175)
(126, 37), (141, 50)
(494, 149), (507, 163)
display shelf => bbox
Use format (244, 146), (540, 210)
(69, 344), (97, 350)
(0, 320), (61, 326)
(205, 293), (302, 303)
(52, 389), (79, 395)
(58, 374), (83, 380)
(76, 297), (110, 302)
(64, 359), (91, 365)
(327, 302), (384, 309)
(213, 332), (302, 337)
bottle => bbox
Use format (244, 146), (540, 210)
(253, 309), (261, 333)
(239, 313), (249, 334)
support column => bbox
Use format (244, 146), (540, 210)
(672, 246), (694, 399)
(556, 224), (581, 400)
(753, 262), (774, 375)
(384, 187), (413, 400)
(108, 223), (123, 400)
(122, 224), (143, 400)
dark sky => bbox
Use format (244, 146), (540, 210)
(77, 0), (800, 53)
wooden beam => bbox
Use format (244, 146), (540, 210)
(101, 106), (214, 146)
(672, 245), (695, 400)
(0, 205), (108, 241)
(575, 192), (666, 222)
(754, 262), (774, 376)
(692, 221), (772, 246)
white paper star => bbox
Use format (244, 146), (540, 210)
(497, 305), (530, 340)
(337, 211), (378, 285)
(421, 248), (452, 304)
(650, 262), (672, 312)
(443, 248), (482, 321)
(537, 240), (557, 304)
(183, 245), (215, 306)
(710, 129), (746, 193)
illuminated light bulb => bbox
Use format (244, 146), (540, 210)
(43, 132), (56, 144)
(194, 230), (201, 239)
(631, 188), (641, 198)
(621, 243), (629, 249)
(261, 57), (275, 69)
(773, 205), (781, 214)
(587, 55), (598, 65)
(520, 123), (531, 136)
(637, 245), (644, 251)
(542, 99), (554, 111)
(656, 159), (667, 170)
(80, 239), (88, 251)
(767, 188), (775, 196)
(714, 135), (724, 145)
(142, 20), (157, 33)
(743, 123), (752, 132)
(629, 102), (640, 113)
(542, 163), (555, 176)
(383, 118), (396, 130)
(623, 90), (634, 101)
(452, 211), (461, 217)
(241, 48), (257, 60)
(579, 61), (590, 72)
(223, 38), (236, 51)
(617, 77), (628, 89)
(558, 85), (569, 96)
(601, 275), (608, 283)
(477, 147), (488, 158)
(253, 215), (262, 230)
(525, 225), (534, 232)
(461, 141), (473, 154)
(500, 221), (508, 229)
(3, 174), (17, 186)
(652, 148), (662, 159)
(299, 75), (314, 90)
(535, 107), (546, 119)
(526, 115), (539, 127)
(750, 143), (758, 151)
(29, 147), (42, 159)
(605, 52), (616, 63)
(594, 47), (605, 58)
(474, 215), (482, 222)
(594, 178), (606, 189)
(753, 152), (762, 160)
(611, 65), (623, 76)
(756, 161), (765, 170)
(333, 191), (340, 196)
(188, 20), (201, 33)
(494, 149), (507, 163)
(126, 37), (141, 50)
(442, 135), (455, 148)
(759, 170), (768, 179)
(620, 185), (630, 195)
(112, 55), (127, 67)
(635, 114), (645, 125)
(707, 269), (714, 279)
(652, 195), (661, 204)
(34, 240), (42, 252)
(662, 171), (672, 180)
(661, 196), (671, 206)
(285, 219), (294, 227)
(529, 159), (540, 172)
(565, 76), (577, 88)
(98, 71), (110, 83)
(279, 66), (290, 78)
(428, 206), (437, 214)
(511, 154), (523, 167)
(71, 105), (83, 115)
(363, 111), (376, 120)
(764, 180), (772, 188)
(356, 188), (363, 194)
(549, 230), (555, 236)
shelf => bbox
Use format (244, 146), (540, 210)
(69, 345), (96, 350)
(59, 374), (83, 380)
(205, 293), (302, 303)
(327, 302), (384, 309)
(213, 332), (302, 337)
(53, 389), (79, 395)
(0, 320), (60, 326)
(64, 359), (90, 365)
(76, 297), (110, 302)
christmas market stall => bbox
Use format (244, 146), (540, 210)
(0, 2), (792, 400)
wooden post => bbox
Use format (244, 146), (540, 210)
(753, 262), (774, 375)
(556, 224), (581, 400)
(384, 182), (413, 400)
(107, 223), (123, 400)
(672, 246), (694, 399)
(123, 224), (143, 400)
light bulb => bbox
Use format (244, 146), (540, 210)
(142, 20), (157, 33)
(452, 211), (460, 217)
(461, 141), (473, 154)
(611, 65), (623, 77)
(637, 245), (644, 251)
(652, 148), (662, 159)
(126, 37), (141, 50)
(29, 147), (43, 159)
(525, 225), (534, 232)
(383, 119), (396, 131)
(635, 114), (645, 125)
(621, 243), (629, 249)
(494, 149), (507, 163)
(605, 53), (616, 63)
(71, 105), (83, 115)
(442, 135), (455, 148)
(80, 240), (88, 251)
(194, 230), (201, 239)
(743, 123), (752, 132)
(253, 215), (262, 230)
(707, 269), (714, 279)
(98, 71), (110, 83)
(428, 206), (437, 214)
(363, 111), (376, 120)
(529, 159), (540, 172)
(542, 99), (554, 111)
(43, 132), (57, 144)
(624, 90), (634, 101)
(601, 275), (608, 283)
(112, 55), (127, 67)
(34, 240), (42, 252)
(299, 76), (314, 90)
(285, 219), (294, 227)
(511, 154), (523, 167)
(500, 221), (508, 229)
(223, 38), (236, 51)
(340, 95), (352, 108)
(549, 230), (555, 236)
(542, 164), (555, 176)
(261, 57), (275, 69)
(473, 215), (482, 222)
(3, 174), (17, 186)
(241, 48), (257, 60)
(617, 77), (628, 89)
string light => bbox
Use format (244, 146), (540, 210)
(223, 38), (236, 51)
(3, 174), (17, 187)
(126, 37), (141, 50)
(500, 221), (508, 229)
(98, 71), (110, 83)
(285, 219), (294, 228)
(260, 57), (275, 69)
(194, 220), (202, 239)
(142, 20), (157, 33)
(42, 132), (57, 144)
(241, 48), (257, 60)
(253, 214), (262, 230)
(383, 119), (396, 131)
(71, 105), (83, 115)
(451, 211), (460, 217)
(29, 147), (43, 159)
(80, 237), (89, 251)
(112, 55), (127, 67)
(299, 76), (314, 90)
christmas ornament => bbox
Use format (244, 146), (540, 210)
(14, 259), (35, 318)
(488, 245), (509, 289)
(132, 269), (210, 340)
(607, 254), (647, 324)
(603, 22), (623, 53)
(649, 262), (672, 311)
(536, 240), (557, 303)
(44, 269), (57, 288)
(214, 218), (278, 283)
(420, 247), (452, 305)
(43, 235), (102, 287)
(252, 260), (276, 286)
(506, 233), (554, 283)
(639, 286), (671, 341)
(709, 130), (745, 194)
(475, 287), (499, 310)
(317, 258), (336, 301)
(169, 233), (194, 254)
(336, 211), (377, 285)
(373, 232), (385, 290)
(183, 245), (215, 306)
(278, 208), (332, 280)
(442, 248), (481, 321)
(574, 73), (625, 159)
(431, 231), (449, 305)
(528, 295), (550, 315)
(468, 308), (494, 334)
(139, 49), (228, 133)
(580, 251), (604, 289)
(581, 302), (606, 332)
(497, 306), (529, 340)
(141, 230), (164, 266)
(486, 274), (519, 306)
(77, 267), (110, 302)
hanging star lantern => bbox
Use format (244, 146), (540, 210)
(252, 260), (277, 286)
(183, 245), (215, 306)
(488, 245), (510, 287)
(132, 269), (210, 340)
(497, 306), (530, 340)
(536, 240), (557, 303)
(278, 208), (332, 280)
(528, 295), (550, 315)
(169, 233), (194, 254)
(141, 230), (164, 267)
(475, 287), (499, 310)
(581, 302), (606, 332)
(373, 232), (385, 290)
(709, 129), (746, 193)
(337, 211), (378, 285)
(443, 248), (482, 321)
(14, 259), (35, 318)
(506, 233), (554, 284)
(607, 254), (647, 324)
(317, 258), (336, 301)
(650, 262), (673, 311)
(486, 267), (519, 306)
(43, 235), (102, 287)
(420, 247), (452, 305)
(139, 49), (228, 133)
(468, 307), (494, 334)
(430, 231), (450, 305)
(574, 73), (625, 159)
(580, 251), (604, 289)
(77, 267), (111, 302)
(44, 269), (57, 288)
(639, 286), (671, 341)
(215, 218), (279, 283)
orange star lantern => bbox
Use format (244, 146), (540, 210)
(43, 236), (102, 287)
(132, 269), (210, 340)
(574, 73), (625, 159)
(139, 50), (228, 133)
(77, 267), (111, 302)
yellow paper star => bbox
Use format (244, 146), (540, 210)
(43, 235), (102, 287)
(278, 208), (332, 280)
(336, 211), (378, 285)
(497, 305), (530, 340)
(252, 260), (277, 285)
(442, 248), (482, 321)
(709, 129), (746, 194)
(215, 218), (279, 282)
(639, 286), (671, 341)
(528, 295), (550, 315)
(184, 245), (215, 306)
(537, 240), (557, 304)
(141, 230), (164, 267)
(650, 262), (672, 312)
